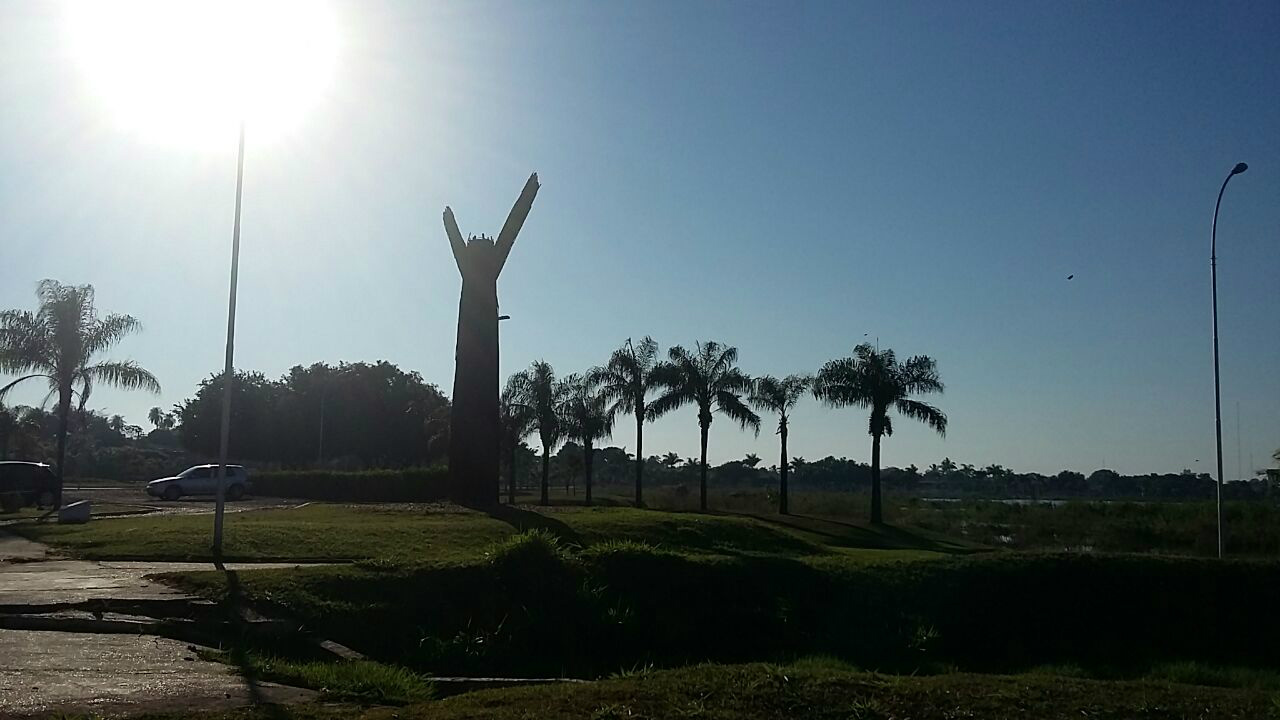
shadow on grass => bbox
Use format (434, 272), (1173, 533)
(756, 513), (985, 555)
(470, 503), (585, 547)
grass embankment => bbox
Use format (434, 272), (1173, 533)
(114, 662), (1280, 719)
(156, 531), (1280, 681)
(199, 648), (435, 705)
(10, 502), (969, 562)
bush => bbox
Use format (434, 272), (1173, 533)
(251, 467), (448, 502)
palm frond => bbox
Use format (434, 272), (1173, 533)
(715, 390), (760, 435)
(812, 357), (871, 409)
(750, 374), (784, 414)
(0, 374), (52, 402)
(83, 360), (162, 394)
(646, 386), (692, 420)
(899, 355), (944, 396)
(894, 398), (947, 437)
(82, 313), (144, 357)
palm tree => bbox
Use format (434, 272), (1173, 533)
(511, 360), (565, 506)
(0, 281), (160, 506)
(559, 373), (615, 506)
(813, 343), (946, 524)
(649, 341), (759, 512)
(595, 336), (659, 507)
(499, 373), (535, 504)
(147, 406), (164, 429)
(750, 374), (811, 514)
(108, 414), (126, 434)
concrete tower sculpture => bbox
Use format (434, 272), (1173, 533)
(443, 173), (540, 505)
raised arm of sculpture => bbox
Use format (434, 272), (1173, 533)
(443, 206), (466, 270)
(494, 173), (540, 271)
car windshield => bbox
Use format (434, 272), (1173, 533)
(178, 466), (207, 478)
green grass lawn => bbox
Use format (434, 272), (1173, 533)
(9, 502), (972, 563)
(118, 662), (1280, 719)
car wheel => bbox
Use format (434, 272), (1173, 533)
(226, 484), (245, 501)
(163, 485), (182, 501)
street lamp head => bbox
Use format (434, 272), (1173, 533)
(1232, 162), (1248, 175)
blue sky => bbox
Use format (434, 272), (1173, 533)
(1, 1), (1277, 476)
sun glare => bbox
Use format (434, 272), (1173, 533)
(65, 0), (338, 148)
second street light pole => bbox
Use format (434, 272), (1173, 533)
(1210, 161), (1247, 559)
(213, 121), (247, 558)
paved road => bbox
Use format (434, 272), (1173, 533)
(61, 485), (305, 516)
(0, 531), (317, 716)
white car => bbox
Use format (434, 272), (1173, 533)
(146, 465), (251, 501)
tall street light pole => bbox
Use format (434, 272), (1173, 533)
(213, 121), (247, 558)
(1210, 161), (1248, 559)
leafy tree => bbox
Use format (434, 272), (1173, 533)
(559, 373), (615, 505)
(500, 374), (535, 504)
(596, 337), (659, 507)
(510, 361), (566, 505)
(0, 404), (12, 460)
(177, 361), (447, 468)
(750, 374), (811, 514)
(0, 280), (160, 505)
(650, 342), (760, 512)
(813, 343), (946, 524)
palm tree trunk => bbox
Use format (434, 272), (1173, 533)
(634, 407), (644, 507)
(507, 440), (517, 505)
(584, 441), (593, 506)
(779, 424), (789, 515)
(53, 388), (72, 508)
(699, 421), (709, 512)
(870, 432), (882, 524)
(540, 445), (550, 505)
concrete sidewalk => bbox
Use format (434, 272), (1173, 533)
(0, 530), (318, 716)
(0, 629), (314, 716)
(0, 533), (319, 606)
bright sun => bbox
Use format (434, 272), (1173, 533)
(65, 0), (339, 147)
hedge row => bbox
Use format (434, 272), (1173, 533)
(251, 467), (449, 502)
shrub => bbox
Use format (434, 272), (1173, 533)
(251, 467), (448, 502)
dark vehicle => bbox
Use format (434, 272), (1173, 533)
(0, 461), (58, 513)
(146, 464), (251, 501)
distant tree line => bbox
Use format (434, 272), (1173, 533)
(0, 402), (190, 481)
(176, 361), (449, 468)
(503, 450), (1278, 503)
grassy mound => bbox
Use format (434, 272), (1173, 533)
(161, 535), (1280, 680)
